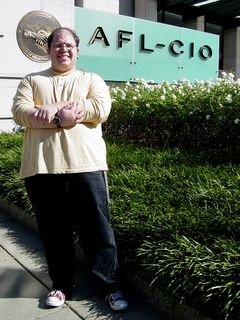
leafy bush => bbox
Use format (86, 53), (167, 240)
(106, 72), (240, 155)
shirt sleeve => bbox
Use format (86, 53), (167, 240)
(79, 73), (112, 125)
(11, 75), (34, 127)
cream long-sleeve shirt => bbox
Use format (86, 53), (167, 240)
(11, 68), (111, 178)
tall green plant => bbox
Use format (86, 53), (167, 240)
(106, 73), (240, 153)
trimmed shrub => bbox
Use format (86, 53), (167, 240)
(106, 72), (240, 156)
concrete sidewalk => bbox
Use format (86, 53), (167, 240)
(0, 208), (166, 320)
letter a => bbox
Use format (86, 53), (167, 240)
(89, 27), (110, 46)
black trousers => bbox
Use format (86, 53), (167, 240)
(25, 171), (120, 294)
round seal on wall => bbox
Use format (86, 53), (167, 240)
(16, 10), (61, 63)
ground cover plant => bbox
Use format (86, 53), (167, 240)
(0, 72), (240, 319)
(0, 133), (239, 320)
(107, 140), (240, 320)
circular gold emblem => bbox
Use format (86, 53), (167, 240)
(16, 10), (61, 63)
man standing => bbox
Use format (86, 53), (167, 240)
(11, 27), (128, 312)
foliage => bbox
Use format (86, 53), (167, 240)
(0, 132), (33, 215)
(106, 72), (240, 155)
(106, 140), (240, 320)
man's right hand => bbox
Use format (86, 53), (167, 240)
(57, 101), (85, 127)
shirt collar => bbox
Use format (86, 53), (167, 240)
(49, 68), (76, 76)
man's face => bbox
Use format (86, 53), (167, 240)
(48, 29), (79, 73)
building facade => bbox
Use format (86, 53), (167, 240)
(0, 0), (239, 131)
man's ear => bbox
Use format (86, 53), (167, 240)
(47, 47), (51, 56)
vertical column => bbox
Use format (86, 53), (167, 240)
(183, 16), (205, 32)
(134, 0), (158, 21)
(75, 0), (119, 14)
(42, 0), (75, 28)
(223, 27), (240, 79)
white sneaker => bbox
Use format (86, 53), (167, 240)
(106, 290), (128, 311)
(46, 289), (65, 307)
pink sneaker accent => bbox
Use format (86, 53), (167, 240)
(46, 289), (65, 307)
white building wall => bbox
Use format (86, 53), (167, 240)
(0, 0), (74, 132)
(75, 0), (119, 14)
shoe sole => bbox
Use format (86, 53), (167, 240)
(46, 300), (65, 307)
(110, 305), (128, 311)
(109, 302), (128, 312)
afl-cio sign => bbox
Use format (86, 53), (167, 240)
(89, 27), (213, 60)
(16, 10), (61, 63)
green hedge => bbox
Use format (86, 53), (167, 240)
(106, 72), (240, 156)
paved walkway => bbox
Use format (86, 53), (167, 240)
(0, 208), (166, 320)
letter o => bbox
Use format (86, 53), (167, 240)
(199, 45), (212, 60)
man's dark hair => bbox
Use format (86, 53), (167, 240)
(47, 27), (80, 48)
